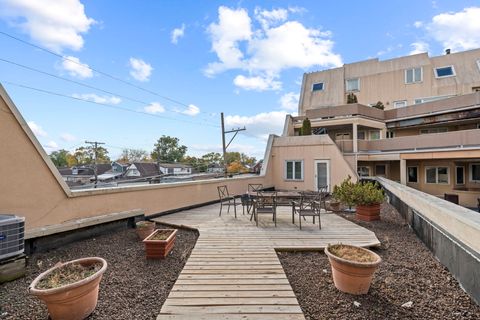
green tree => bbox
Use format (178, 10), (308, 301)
(347, 92), (358, 104)
(301, 118), (312, 136)
(201, 152), (223, 165)
(70, 145), (110, 165)
(151, 135), (187, 163)
(49, 149), (71, 167)
(118, 148), (149, 162)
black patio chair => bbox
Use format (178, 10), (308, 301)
(242, 184), (264, 214)
(217, 185), (241, 218)
(292, 193), (322, 230)
(253, 191), (277, 227)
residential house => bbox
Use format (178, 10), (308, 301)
(268, 48), (480, 207)
(158, 163), (192, 175)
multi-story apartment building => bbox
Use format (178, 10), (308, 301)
(265, 49), (480, 208)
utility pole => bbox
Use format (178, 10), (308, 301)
(220, 112), (246, 178)
(85, 140), (105, 188)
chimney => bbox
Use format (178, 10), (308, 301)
(445, 48), (451, 55)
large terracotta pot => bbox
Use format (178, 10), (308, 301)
(356, 203), (381, 221)
(325, 244), (381, 295)
(29, 257), (107, 320)
(136, 221), (156, 240)
(143, 229), (177, 259)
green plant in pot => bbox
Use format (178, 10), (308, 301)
(332, 175), (356, 212)
(352, 180), (385, 221)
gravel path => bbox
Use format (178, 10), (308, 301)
(1, 224), (198, 320)
(277, 203), (480, 320)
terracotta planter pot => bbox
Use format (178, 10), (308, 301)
(143, 229), (177, 259)
(325, 244), (381, 295)
(29, 257), (107, 320)
(136, 221), (156, 240)
(356, 203), (381, 221)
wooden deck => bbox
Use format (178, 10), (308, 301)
(154, 204), (380, 319)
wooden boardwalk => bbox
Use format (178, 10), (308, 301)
(154, 204), (380, 319)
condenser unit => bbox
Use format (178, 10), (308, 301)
(0, 214), (25, 261)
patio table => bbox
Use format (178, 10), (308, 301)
(247, 190), (303, 223)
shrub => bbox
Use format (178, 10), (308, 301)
(372, 101), (384, 110)
(333, 176), (385, 207)
(347, 92), (358, 104)
(301, 118), (312, 135)
(332, 175), (356, 208)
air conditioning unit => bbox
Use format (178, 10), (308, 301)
(0, 214), (25, 261)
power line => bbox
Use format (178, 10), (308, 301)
(2, 80), (220, 128)
(0, 57), (218, 125)
(0, 30), (214, 116)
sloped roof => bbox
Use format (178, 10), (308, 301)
(132, 162), (160, 176)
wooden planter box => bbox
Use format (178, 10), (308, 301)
(143, 229), (177, 259)
(356, 203), (381, 221)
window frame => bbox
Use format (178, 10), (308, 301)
(419, 127), (448, 135)
(346, 78), (360, 92)
(407, 166), (419, 183)
(375, 164), (387, 176)
(357, 130), (366, 140)
(469, 163), (480, 183)
(285, 160), (304, 181)
(434, 65), (456, 78)
(311, 82), (325, 92)
(455, 166), (465, 185)
(393, 100), (408, 108)
(386, 130), (395, 139)
(369, 130), (381, 140)
(425, 166), (450, 184)
(405, 67), (423, 84)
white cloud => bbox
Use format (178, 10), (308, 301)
(205, 6), (342, 91)
(129, 58), (153, 82)
(60, 133), (76, 142)
(144, 102), (165, 114)
(43, 140), (59, 153)
(171, 23), (185, 44)
(27, 121), (47, 137)
(0, 0), (95, 52)
(225, 111), (289, 140)
(61, 56), (93, 78)
(409, 41), (429, 55)
(72, 93), (121, 105)
(425, 7), (480, 51)
(279, 92), (299, 111)
(413, 21), (423, 28)
(182, 104), (200, 116)
(233, 75), (281, 91)
(190, 143), (265, 159)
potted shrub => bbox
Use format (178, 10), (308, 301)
(325, 244), (381, 295)
(353, 181), (385, 221)
(329, 198), (341, 212)
(332, 175), (356, 212)
(29, 257), (107, 320)
(136, 220), (155, 240)
(143, 229), (178, 259)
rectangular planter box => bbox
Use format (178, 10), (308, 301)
(143, 229), (177, 259)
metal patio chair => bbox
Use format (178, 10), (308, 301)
(253, 191), (277, 227)
(292, 192), (323, 230)
(217, 185), (240, 218)
(243, 184), (264, 214)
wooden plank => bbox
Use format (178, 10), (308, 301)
(157, 314), (305, 320)
(163, 297), (299, 306)
(168, 290), (296, 298)
(160, 305), (303, 314)
(172, 284), (293, 291)
(178, 274), (287, 279)
(174, 279), (290, 285)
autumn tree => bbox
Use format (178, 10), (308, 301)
(227, 161), (248, 174)
(151, 135), (187, 163)
(118, 148), (149, 163)
(69, 145), (110, 165)
(49, 149), (71, 167)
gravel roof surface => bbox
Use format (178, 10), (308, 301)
(1, 224), (198, 320)
(277, 202), (480, 320)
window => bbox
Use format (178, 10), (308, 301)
(312, 82), (325, 91)
(405, 67), (422, 83)
(473, 86), (480, 92)
(357, 131), (366, 140)
(435, 66), (455, 78)
(393, 100), (407, 108)
(285, 160), (303, 180)
(425, 166), (449, 184)
(420, 127), (448, 134)
(357, 166), (370, 177)
(456, 166), (465, 185)
(346, 78), (360, 92)
(407, 166), (418, 183)
(375, 164), (386, 176)
(369, 130), (380, 140)
(386, 130), (395, 139)
(414, 95), (454, 104)
(470, 163), (480, 182)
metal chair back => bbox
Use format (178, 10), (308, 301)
(217, 185), (230, 200)
(248, 184), (264, 193)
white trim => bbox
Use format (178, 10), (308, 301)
(434, 65), (456, 78)
(314, 160), (330, 192)
(285, 159), (304, 181)
(477, 59), (480, 72)
(311, 82), (325, 92)
(405, 67), (423, 84)
(455, 166), (465, 185)
(425, 166), (450, 184)
(346, 78), (360, 92)
(407, 166), (419, 183)
(469, 163), (480, 182)
(393, 100), (408, 108)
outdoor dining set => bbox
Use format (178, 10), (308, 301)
(217, 184), (329, 229)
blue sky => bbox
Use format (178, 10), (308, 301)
(1, 0), (479, 160)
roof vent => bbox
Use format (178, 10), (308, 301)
(445, 48), (451, 55)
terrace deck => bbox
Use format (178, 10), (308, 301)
(154, 204), (380, 319)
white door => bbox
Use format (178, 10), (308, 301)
(314, 160), (330, 192)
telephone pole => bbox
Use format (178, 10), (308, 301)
(85, 140), (105, 188)
(220, 112), (246, 177)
